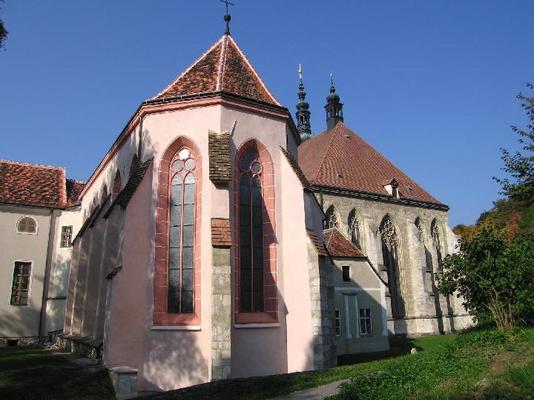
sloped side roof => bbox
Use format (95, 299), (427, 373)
(209, 131), (231, 183)
(298, 123), (443, 206)
(153, 35), (281, 107)
(306, 229), (328, 256)
(0, 160), (67, 208)
(66, 179), (86, 207)
(323, 228), (366, 258)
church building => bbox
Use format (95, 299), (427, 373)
(1, 11), (472, 394)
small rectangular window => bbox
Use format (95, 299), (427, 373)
(60, 226), (73, 248)
(342, 265), (350, 282)
(359, 308), (372, 336)
(335, 309), (341, 336)
(10, 262), (32, 306)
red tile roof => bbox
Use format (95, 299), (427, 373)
(323, 228), (366, 258)
(306, 229), (328, 256)
(153, 35), (281, 107)
(0, 160), (83, 209)
(298, 123), (443, 206)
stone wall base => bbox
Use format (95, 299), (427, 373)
(390, 314), (475, 337)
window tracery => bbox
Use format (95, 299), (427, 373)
(168, 147), (196, 313)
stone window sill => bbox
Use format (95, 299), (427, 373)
(151, 325), (201, 331)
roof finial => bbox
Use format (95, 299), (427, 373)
(296, 64), (312, 140)
(329, 72), (336, 93)
(220, 0), (234, 35)
(325, 72), (343, 130)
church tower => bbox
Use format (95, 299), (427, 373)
(325, 74), (344, 130)
(296, 65), (312, 140)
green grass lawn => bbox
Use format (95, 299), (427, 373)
(0, 346), (115, 400)
(150, 327), (533, 400)
(1, 327), (532, 400)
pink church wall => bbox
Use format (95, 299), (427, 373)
(81, 217), (106, 337)
(279, 153), (315, 372)
(69, 98), (307, 390)
(72, 229), (92, 334)
(105, 167), (154, 382)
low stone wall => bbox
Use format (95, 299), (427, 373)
(56, 334), (103, 359)
(0, 336), (40, 346)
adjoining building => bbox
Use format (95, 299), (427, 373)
(0, 160), (83, 344)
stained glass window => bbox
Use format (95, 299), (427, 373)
(168, 147), (196, 313)
(239, 148), (264, 312)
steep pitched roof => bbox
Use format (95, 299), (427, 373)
(0, 160), (67, 208)
(152, 34), (281, 107)
(298, 123), (443, 206)
(323, 228), (366, 258)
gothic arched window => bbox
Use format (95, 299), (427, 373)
(235, 140), (277, 324)
(379, 215), (405, 318)
(168, 147), (197, 313)
(101, 185), (108, 203)
(238, 148), (264, 312)
(112, 171), (121, 200)
(431, 219), (442, 267)
(154, 137), (202, 326)
(348, 209), (360, 248)
(325, 205), (338, 229)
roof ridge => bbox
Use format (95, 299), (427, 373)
(150, 35), (225, 100)
(225, 36), (281, 106)
(216, 35), (228, 91)
(0, 159), (65, 171)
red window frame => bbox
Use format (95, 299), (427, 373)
(234, 140), (277, 324)
(154, 136), (202, 326)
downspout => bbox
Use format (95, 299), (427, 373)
(39, 208), (58, 339)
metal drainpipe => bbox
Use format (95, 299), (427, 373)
(38, 208), (58, 339)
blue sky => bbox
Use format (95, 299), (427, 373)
(1, 1), (533, 227)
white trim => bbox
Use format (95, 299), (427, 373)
(234, 323), (280, 329)
(354, 295), (360, 338)
(380, 284), (388, 336)
(343, 295), (351, 339)
(151, 325), (201, 331)
(16, 215), (38, 235)
(335, 287), (381, 293)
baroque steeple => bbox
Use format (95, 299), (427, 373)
(296, 64), (312, 140)
(325, 73), (344, 130)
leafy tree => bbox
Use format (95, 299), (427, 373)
(494, 83), (534, 204)
(0, 0), (7, 49)
(436, 223), (534, 332)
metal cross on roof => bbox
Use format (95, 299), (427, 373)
(220, 0), (234, 35)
